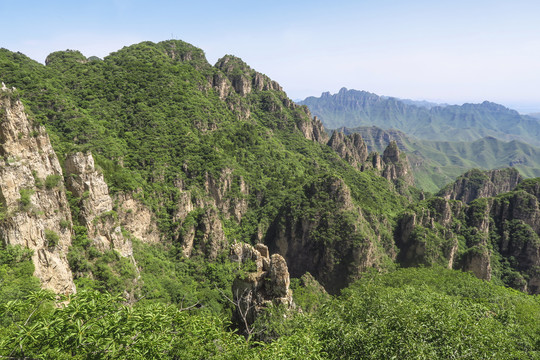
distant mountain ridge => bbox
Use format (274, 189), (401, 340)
(338, 126), (540, 192)
(299, 88), (540, 147)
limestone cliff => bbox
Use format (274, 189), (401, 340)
(438, 168), (522, 204)
(381, 141), (414, 186)
(174, 168), (251, 259)
(115, 192), (160, 244)
(327, 131), (368, 170)
(0, 89), (75, 293)
(230, 242), (294, 328)
(266, 175), (391, 294)
(214, 55), (328, 144)
(396, 178), (540, 293)
(65, 152), (132, 258)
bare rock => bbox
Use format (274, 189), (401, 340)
(0, 90), (75, 294)
(65, 152), (132, 257)
(327, 131), (368, 169)
(230, 243), (294, 328)
(115, 192), (160, 244)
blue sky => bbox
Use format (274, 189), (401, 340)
(2, 0), (540, 112)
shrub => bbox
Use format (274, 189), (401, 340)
(45, 174), (62, 189)
(44, 229), (59, 248)
(19, 188), (34, 211)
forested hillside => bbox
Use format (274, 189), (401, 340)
(0, 40), (538, 358)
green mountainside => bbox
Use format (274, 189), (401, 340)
(339, 126), (540, 192)
(300, 87), (540, 147)
(0, 41), (539, 358)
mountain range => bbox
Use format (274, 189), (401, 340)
(0, 41), (538, 358)
(299, 87), (540, 147)
(338, 126), (540, 192)
(300, 88), (540, 191)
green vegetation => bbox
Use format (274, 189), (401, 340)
(44, 229), (59, 248)
(1, 267), (537, 359)
(44, 174), (62, 189)
(1, 40), (539, 357)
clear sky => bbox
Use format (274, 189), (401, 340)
(2, 0), (540, 113)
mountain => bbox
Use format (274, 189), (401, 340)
(299, 88), (540, 147)
(338, 126), (540, 192)
(0, 41), (419, 298)
(0, 41), (538, 358)
(398, 173), (540, 294)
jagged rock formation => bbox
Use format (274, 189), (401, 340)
(266, 175), (390, 294)
(215, 56), (283, 98)
(115, 192), (160, 244)
(65, 152), (132, 258)
(204, 168), (249, 222)
(326, 132), (414, 192)
(214, 55), (328, 144)
(396, 198), (462, 270)
(174, 168), (251, 259)
(0, 89), (75, 293)
(438, 168), (522, 203)
(381, 141), (414, 186)
(397, 175), (540, 293)
(297, 115), (329, 144)
(327, 131), (368, 170)
(229, 242), (294, 328)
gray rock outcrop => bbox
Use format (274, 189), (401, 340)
(65, 152), (132, 258)
(230, 242), (294, 328)
(0, 88), (75, 293)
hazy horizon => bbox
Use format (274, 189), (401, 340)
(2, 0), (540, 113)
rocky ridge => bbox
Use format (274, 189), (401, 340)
(438, 168), (522, 203)
(65, 152), (132, 258)
(397, 173), (540, 293)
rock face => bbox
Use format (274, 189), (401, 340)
(215, 56), (282, 98)
(438, 168), (522, 204)
(266, 175), (389, 294)
(297, 115), (329, 144)
(327, 131), (368, 170)
(396, 178), (540, 293)
(381, 141), (414, 186)
(0, 90), (75, 293)
(204, 168), (249, 222)
(115, 192), (160, 244)
(174, 168), (250, 259)
(65, 152), (132, 258)
(230, 242), (294, 328)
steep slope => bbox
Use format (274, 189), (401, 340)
(396, 172), (540, 293)
(0, 87), (75, 294)
(300, 88), (540, 147)
(0, 41), (410, 295)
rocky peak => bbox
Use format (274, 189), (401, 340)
(327, 131), (368, 169)
(381, 141), (414, 186)
(438, 168), (522, 204)
(382, 141), (401, 163)
(65, 152), (132, 258)
(160, 40), (207, 63)
(215, 55), (282, 97)
(230, 242), (294, 328)
(0, 88), (75, 294)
